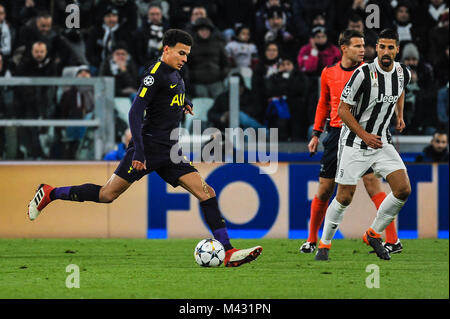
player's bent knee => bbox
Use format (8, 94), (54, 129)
(99, 188), (119, 203)
(100, 194), (114, 203)
(198, 185), (215, 201)
(317, 190), (333, 202)
(336, 188), (355, 206)
(339, 198), (352, 206)
(394, 185), (411, 201)
(207, 186), (216, 198)
(317, 179), (335, 201)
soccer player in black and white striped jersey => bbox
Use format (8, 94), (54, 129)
(315, 29), (412, 261)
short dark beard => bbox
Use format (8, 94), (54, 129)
(380, 56), (392, 67)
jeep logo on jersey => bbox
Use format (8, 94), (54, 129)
(143, 75), (154, 86)
(376, 93), (399, 103)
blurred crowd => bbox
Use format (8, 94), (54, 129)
(0, 0), (449, 160)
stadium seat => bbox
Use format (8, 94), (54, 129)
(183, 97), (214, 132)
(226, 67), (253, 90)
(57, 66), (82, 100)
(114, 97), (132, 123)
(239, 66), (253, 89)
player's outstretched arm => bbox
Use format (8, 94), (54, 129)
(338, 101), (383, 149)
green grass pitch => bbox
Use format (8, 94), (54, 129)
(0, 238), (448, 299)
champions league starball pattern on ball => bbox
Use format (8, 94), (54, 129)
(194, 238), (225, 267)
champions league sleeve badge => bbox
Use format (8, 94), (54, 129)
(143, 75), (154, 86)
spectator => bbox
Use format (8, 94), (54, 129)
(437, 83), (449, 130)
(297, 25), (341, 76)
(433, 44), (449, 88)
(392, 1), (426, 54)
(225, 25), (258, 69)
(169, 1), (219, 30)
(0, 51), (15, 159)
(401, 43), (437, 135)
(86, 6), (131, 73)
(15, 10), (52, 52)
(364, 42), (377, 62)
(0, 4), (12, 59)
(255, 0), (292, 39)
(188, 17), (229, 99)
(136, 1), (170, 28)
(184, 5), (207, 32)
(103, 128), (132, 160)
(265, 55), (309, 141)
(311, 10), (326, 27)
(345, 13), (378, 61)
(415, 129), (449, 162)
(99, 42), (138, 98)
(346, 14), (378, 49)
(335, 0), (397, 32)
(135, 4), (169, 72)
(59, 28), (89, 68)
(15, 41), (58, 115)
(251, 41), (281, 115)
(427, 8), (449, 67)
(214, 0), (256, 35)
(207, 73), (265, 132)
(15, 41), (58, 158)
(184, 5), (224, 43)
(309, 10), (339, 45)
(416, 0), (448, 31)
(255, 6), (297, 58)
(146, 3), (170, 29)
(0, 52), (13, 116)
(52, 66), (95, 159)
(14, 10), (69, 72)
(297, 26), (340, 136)
(291, 0), (336, 45)
(94, 0), (138, 33)
(17, 0), (49, 26)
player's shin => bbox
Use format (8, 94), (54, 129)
(50, 184), (102, 203)
(371, 192), (398, 243)
(320, 198), (347, 246)
(370, 192), (406, 234)
(200, 197), (233, 251)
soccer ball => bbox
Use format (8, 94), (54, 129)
(194, 238), (225, 267)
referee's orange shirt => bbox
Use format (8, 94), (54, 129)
(313, 61), (363, 132)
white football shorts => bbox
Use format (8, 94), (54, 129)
(335, 143), (407, 185)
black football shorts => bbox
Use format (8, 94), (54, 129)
(114, 140), (197, 187)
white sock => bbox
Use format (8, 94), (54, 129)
(320, 198), (348, 245)
(371, 192), (406, 234)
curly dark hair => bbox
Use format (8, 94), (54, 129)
(378, 28), (400, 45)
(162, 29), (194, 48)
